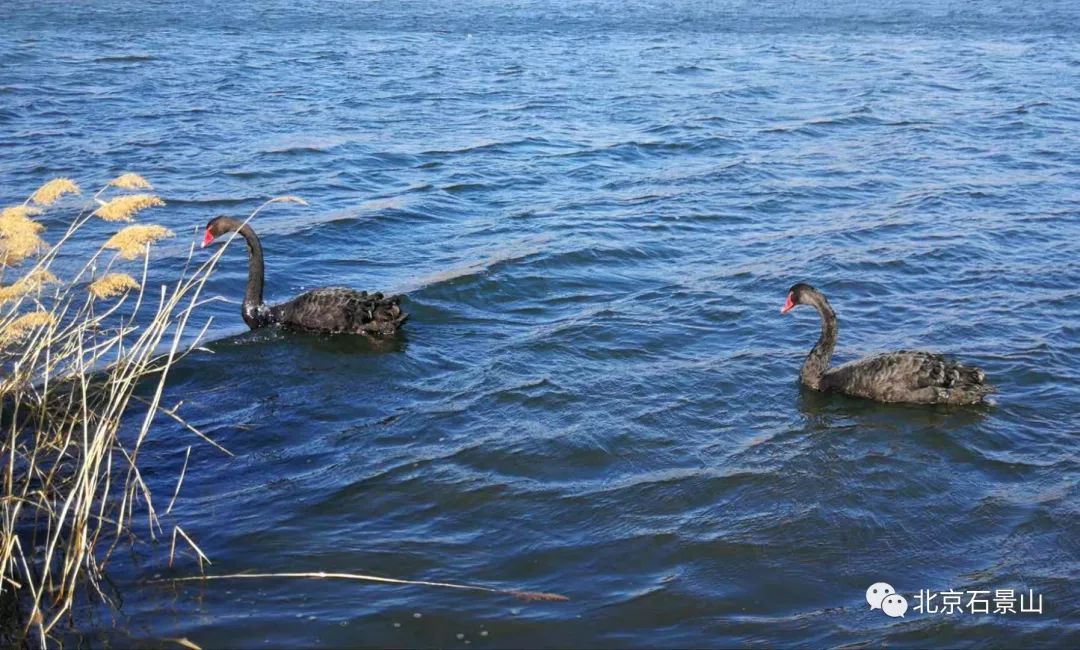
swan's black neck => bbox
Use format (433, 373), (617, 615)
(234, 223), (271, 329)
(801, 289), (837, 389)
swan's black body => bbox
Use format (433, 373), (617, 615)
(204, 216), (407, 336)
(782, 283), (993, 405)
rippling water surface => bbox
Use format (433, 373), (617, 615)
(3, 1), (1079, 647)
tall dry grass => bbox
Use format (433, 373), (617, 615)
(0, 174), (234, 646)
(1, 177), (564, 647)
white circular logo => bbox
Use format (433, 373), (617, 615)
(881, 594), (909, 618)
(866, 582), (894, 610)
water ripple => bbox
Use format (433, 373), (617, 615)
(3, 1), (1079, 647)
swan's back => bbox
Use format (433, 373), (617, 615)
(270, 287), (407, 336)
(821, 350), (993, 405)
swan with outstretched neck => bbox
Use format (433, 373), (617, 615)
(202, 216), (407, 336)
(781, 283), (993, 405)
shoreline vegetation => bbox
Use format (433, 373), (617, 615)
(1, 174), (226, 646)
(1, 177), (564, 648)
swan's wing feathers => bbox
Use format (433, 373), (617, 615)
(903, 351), (989, 390)
(909, 351), (949, 388)
(271, 287), (407, 335)
(826, 350), (993, 404)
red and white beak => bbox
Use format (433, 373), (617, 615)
(780, 292), (795, 314)
(201, 229), (214, 248)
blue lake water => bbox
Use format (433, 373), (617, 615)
(2, 1), (1079, 647)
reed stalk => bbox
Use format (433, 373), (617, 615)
(1, 178), (563, 647)
(0, 175), (246, 647)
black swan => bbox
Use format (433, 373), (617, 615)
(202, 216), (407, 336)
(781, 283), (993, 405)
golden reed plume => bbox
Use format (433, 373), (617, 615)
(1, 205), (48, 262)
(1, 234), (47, 265)
(104, 224), (174, 259)
(0, 172), (247, 645)
(1, 206), (47, 265)
(2, 205), (45, 228)
(0, 310), (55, 348)
(94, 194), (165, 222)
(0, 269), (58, 304)
(88, 273), (141, 300)
(29, 178), (80, 206)
(108, 173), (153, 190)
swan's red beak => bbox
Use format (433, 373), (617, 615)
(201, 229), (214, 248)
(780, 293), (795, 314)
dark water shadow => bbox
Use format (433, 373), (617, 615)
(203, 326), (408, 355)
(796, 384), (992, 430)
(162, 328), (409, 394)
(277, 328), (409, 355)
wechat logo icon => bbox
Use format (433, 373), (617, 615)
(866, 582), (908, 618)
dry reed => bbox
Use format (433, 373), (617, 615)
(103, 224), (174, 259)
(0, 175), (244, 647)
(108, 173), (153, 190)
(0, 311), (55, 348)
(88, 273), (140, 300)
(0, 207), (47, 267)
(94, 194), (165, 222)
(2, 179), (555, 647)
(266, 195), (308, 206)
(1, 206), (45, 228)
(155, 571), (569, 602)
(28, 178), (79, 206)
(0, 270), (57, 305)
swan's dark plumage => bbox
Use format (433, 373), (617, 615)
(270, 287), (407, 336)
(204, 216), (407, 336)
(782, 283), (993, 405)
(820, 350), (991, 404)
